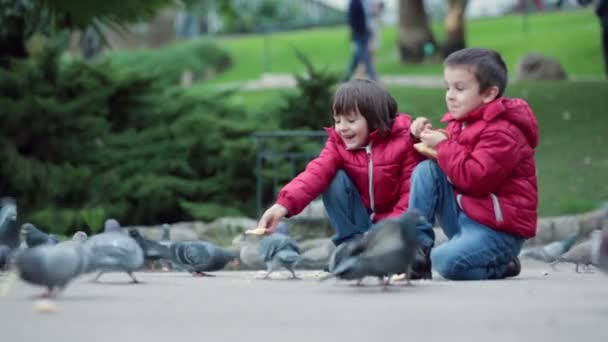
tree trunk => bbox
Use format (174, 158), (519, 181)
(398, 0), (437, 63)
(442, 0), (468, 58)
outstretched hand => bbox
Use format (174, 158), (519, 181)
(257, 204), (288, 234)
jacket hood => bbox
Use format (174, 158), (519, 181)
(441, 98), (539, 148)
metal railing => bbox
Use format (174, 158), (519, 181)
(252, 130), (327, 217)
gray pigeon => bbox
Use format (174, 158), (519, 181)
(321, 210), (421, 289)
(551, 238), (594, 273)
(103, 218), (121, 233)
(258, 222), (302, 279)
(83, 231), (144, 283)
(57, 231), (88, 247)
(21, 223), (60, 247)
(160, 223), (171, 244)
(0, 197), (19, 249)
(15, 244), (92, 297)
(71, 231), (88, 242)
(0, 245), (11, 270)
(170, 240), (237, 276)
(0, 197), (20, 269)
(520, 233), (577, 262)
(591, 228), (608, 273)
(128, 229), (172, 265)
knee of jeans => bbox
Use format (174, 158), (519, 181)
(412, 160), (439, 180)
(323, 170), (349, 196)
(431, 246), (468, 280)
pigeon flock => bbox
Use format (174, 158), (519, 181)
(1, 196), (608, 298)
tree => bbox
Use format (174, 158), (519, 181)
(397, 0), (470, 63)
(0, 0), (178, 63)
(442, 0), (468, 57)
(397, 0), (437, 63)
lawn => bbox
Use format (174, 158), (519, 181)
(199, 8), (604, 84)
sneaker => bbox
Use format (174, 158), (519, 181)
(410, 245), (433, 280)
(503, 257), (521, 278)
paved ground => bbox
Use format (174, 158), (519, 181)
(1, 260), (606, 342)
(216, 73), (446, 91)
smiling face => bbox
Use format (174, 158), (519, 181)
(444, 65), (498, 119)
(333, 108), (370, 150)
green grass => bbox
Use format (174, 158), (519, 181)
(200, 8), (604, 84)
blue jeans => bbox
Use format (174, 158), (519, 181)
(322, 170), (372, 246)
(345, 35), (377, 81)
(409, 160), (524, 280)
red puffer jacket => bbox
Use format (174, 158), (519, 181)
(276, 114), (424, 222)
(436, 98), (539, 238)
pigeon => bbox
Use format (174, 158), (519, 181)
(327, 234), (364, 274)
(0, 245), (11, 270)
(15, 244), (92, 297)
(103, 218), (121, 233)
(321, 210), (421, 289)
(0, 197), (20, 269)
(128, 229), (172, 266)
(591, 228), (608, 273)
(0, 197), (19, 249)
(257, 222), (302, 279)
(83, 231), (144, 283)
(160, 223), (171, 245)
(551, 238), (594, 273)
(57, 231), (88, 247)
(169, 240), (237, 276)
(71, 231), (88, 242)
(520, 233), (578, 262)
(21, 223), (60, 247)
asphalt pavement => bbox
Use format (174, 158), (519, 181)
(1, 260), (606, 342)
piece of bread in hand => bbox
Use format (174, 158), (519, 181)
(414, 142), (437, 159)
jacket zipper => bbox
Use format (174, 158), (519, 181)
(365, 143), (375, 221)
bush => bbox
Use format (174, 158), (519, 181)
(0, 42), (259, 234)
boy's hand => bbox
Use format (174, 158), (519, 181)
(256, 204), (288, 234)
(420, 129), (448, 148)
(411, 117), (432, 138)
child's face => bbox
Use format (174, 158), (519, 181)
(444, 66), (498, 119)
(333, 109), (369, 150)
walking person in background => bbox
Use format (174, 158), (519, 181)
(344, 0), (377, 81)
(597, 0), (608, 78)
(368, 1), (385, 64)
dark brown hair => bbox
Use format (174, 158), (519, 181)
(332, 79), (397, 136)
(444, 48), (508, 97)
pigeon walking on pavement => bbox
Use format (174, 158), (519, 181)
(0, 197), (20, 269)
(21, 223), (60, 247)
(170, 240), (237, 276)
(103, 218), (121, 233)
(551, 237), (595, 273)
(83, 231), (144, 283)
(15, 243), (92, 297)
(520, 233), (578, 263)
(160, 224), (171, 245)
(128, 229), (172, 266)
(321, 210), (421, 289)
(257, 222), (302, 279)
(592, 227), (608, 273)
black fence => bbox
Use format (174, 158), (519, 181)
(252, 130), (327, 217)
